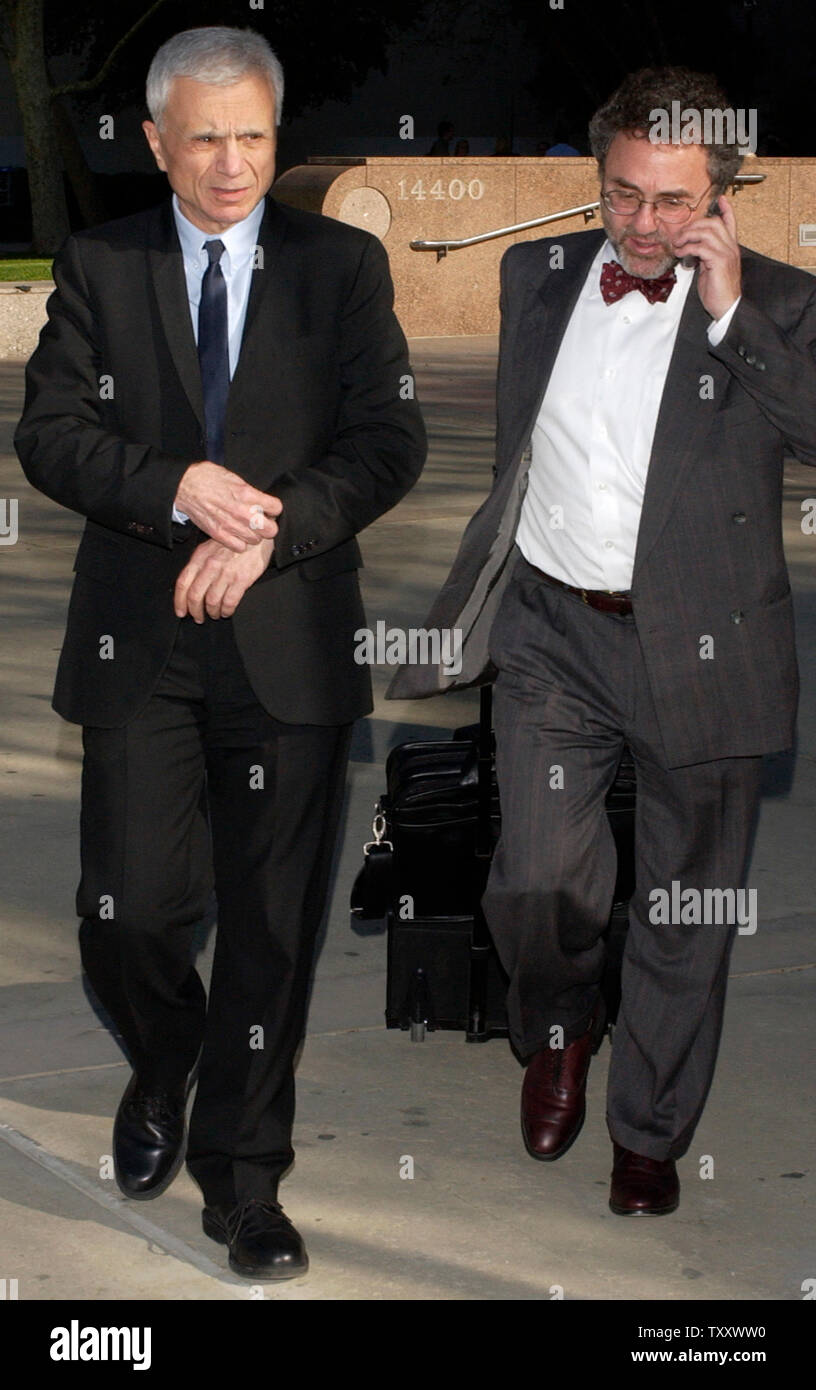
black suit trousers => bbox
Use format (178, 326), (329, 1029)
(77, 614), (351, 1208)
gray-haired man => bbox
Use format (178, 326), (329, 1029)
(17, 26), (425, 1276)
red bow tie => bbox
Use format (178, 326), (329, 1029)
(600, 260), (676, 305)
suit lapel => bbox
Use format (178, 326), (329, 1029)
(147, 196), (289, 441)
(506, 230), (606, 461)
(227, 197), (288, 404)
(147, 201), (205, 432)
(632, 274), (733, 579)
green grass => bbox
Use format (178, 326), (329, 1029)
(0, 259), (53, 282)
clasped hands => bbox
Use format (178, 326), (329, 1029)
(173, 460), (282, 621)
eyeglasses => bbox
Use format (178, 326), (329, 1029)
(601, 184), (714, 224)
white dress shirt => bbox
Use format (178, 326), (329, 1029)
(515, 238), (740, 590)
(171, 194), (266, 524)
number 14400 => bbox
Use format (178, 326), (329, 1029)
(397, 178), (485, 201)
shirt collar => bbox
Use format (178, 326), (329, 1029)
(172, 194), (266, 274)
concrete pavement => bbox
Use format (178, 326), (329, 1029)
(0, 335), (814, 1302)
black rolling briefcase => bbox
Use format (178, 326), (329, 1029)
(351, 686), (635, 1042)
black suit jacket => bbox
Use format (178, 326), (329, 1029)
(16, 196), (426, 727)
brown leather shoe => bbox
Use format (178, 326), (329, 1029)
(609, 1142), (679, 1216)
(521, 1003), (604, 1161)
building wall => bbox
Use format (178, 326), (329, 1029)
(274, 157), (816, 336)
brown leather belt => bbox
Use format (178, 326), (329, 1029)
(526, 562), (634, 616)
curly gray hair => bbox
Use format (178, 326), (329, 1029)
(589, 67), (744, 194)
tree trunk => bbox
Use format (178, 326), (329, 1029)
(6, 0), (70, 254)
(52, 95), (108, 228)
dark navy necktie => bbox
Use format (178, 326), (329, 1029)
(198, 239), (230, 464)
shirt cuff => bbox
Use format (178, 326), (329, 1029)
(707, 296), (741, 346)
(172, 507), (189, 524)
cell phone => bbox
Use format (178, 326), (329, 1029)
(680, 196), (724, 266)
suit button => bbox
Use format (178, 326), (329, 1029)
(732, 512), (747, 523)
(745, 353), (756, 366)
(755, 360), (766, 370)
(291, 543), (304, 556)
(730, 610), (745, 623)
(737, 345), (746, 357)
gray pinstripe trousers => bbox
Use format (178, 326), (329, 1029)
(483, 553), (763, 1160)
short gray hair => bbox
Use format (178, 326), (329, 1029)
(146, 26), (284, 128)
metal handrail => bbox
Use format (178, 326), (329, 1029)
(411, 173), (766, 259)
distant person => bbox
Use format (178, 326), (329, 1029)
(454, 139), (470, 155)
(429, 120), (455, 155)
(545, 139), (580, 156)
(493, 134), (512, 155)
(541, 121), (580, 156)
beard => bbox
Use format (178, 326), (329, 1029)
(601, 207), (679, 280)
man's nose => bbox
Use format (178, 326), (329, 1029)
(630, 198), (659, 232)
(215, 136), (244, 176)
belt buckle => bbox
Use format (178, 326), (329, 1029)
(580, 588), (590, 605)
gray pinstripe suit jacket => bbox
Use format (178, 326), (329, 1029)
(387, 228), (816, 767)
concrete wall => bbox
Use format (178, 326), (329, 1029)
(272, 157), (816, 336)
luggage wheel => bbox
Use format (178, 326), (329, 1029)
(408, 966), (432, 1042)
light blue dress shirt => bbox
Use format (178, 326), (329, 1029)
(171, 193), (266, 523)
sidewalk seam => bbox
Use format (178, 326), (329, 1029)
(0, 1117), (239, 1292)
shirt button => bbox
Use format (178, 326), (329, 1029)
(604, 540), (614, 549)
(622, 315), (631, 324)
(597, 482), (608, 490)
(604, 368), (616, 379)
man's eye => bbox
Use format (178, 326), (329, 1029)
(657, 199), (683, 210)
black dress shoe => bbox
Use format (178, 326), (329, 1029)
(202, 1199), (309, 1279)
(113, 1074), (189, 1200)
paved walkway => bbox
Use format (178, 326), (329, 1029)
(0, 335), (814, 1302)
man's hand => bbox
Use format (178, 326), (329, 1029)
(670, 195), (742, 322)
(174, 461), (282, 552)
(174, 536), (275, 621)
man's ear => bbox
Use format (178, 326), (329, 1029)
(142, 120), (167, 172)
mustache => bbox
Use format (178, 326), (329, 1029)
(620, 229), (668, 246)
